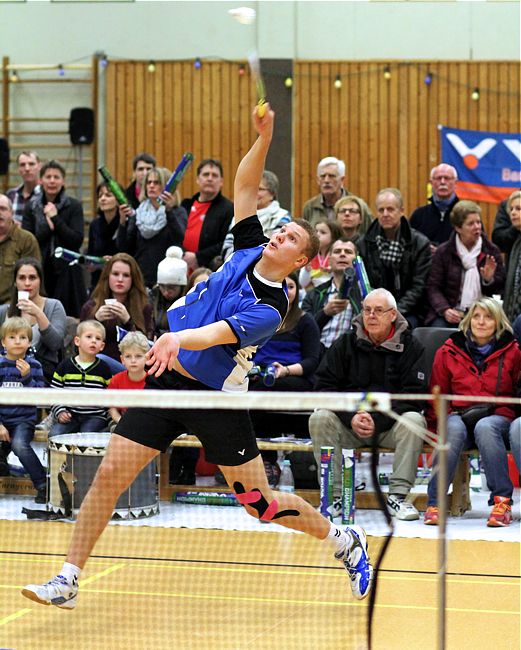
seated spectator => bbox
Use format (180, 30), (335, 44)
(299, 220), (343, 291)
(124, 152), (156, 210)
(79, 253), (153, 368)
(0, 257), (67, 383)
(492, 198), (517, 258)
(502, 190), (521, 324)
(22, 160), (86, 316)
(425, 200), (505, 328)
(409, 163), (459, 254)
(149, 247), (188, 338)
(252, 272), (321, 389)
(221, 170), (290, 260)
(117, 167), (187, 288)
(108, 331), (150, 426)
(6, 150), (41, 225)
(334, 195), (372, 243)
(357, 187), (432, 329)
(424, 298), (521, 528)
(181, 158), (234, 271)
(0, 317), (46, 503)
(49, 320), (112, 437)
(0, 193), (41, 304)
(186, 267), (212, 292)
(309, 288), (426, 520)
(86, 182), (120, 291)
(302, 237), (362, 350)
(302, 157), (371, 227)
(249, 271), (321, 440)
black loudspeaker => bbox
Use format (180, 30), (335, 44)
(69, 107), (95, 145)
(0, 138), (9, 175)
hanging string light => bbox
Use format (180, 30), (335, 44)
(194, 57), (202, 70)
(471, 87), (480, 101)
(9, 70), (19, 83)
(238, 64), (246, 76)
(57, 64), (65, 77)
(334, 74), (342, 90)
(100, 55), (108, 69)
(147, 60), (156, 73)
(383, 65), (391, 80)
(284, 76), (293, 88)
(424, 71), (433, 86)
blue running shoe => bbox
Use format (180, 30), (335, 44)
(335, 525), (373, 600)
(22, 574), (78, 609)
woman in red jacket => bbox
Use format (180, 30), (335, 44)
(424, 297), (521, 527)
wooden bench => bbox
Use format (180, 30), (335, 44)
(0, 430), (477, 517)
(163, 435), (478, 517)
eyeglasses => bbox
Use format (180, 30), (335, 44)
(146, 179), (161, 185)
(338, 207), (361, 215)
(258, 187), (270, 192)
(362, 306), (394, 316)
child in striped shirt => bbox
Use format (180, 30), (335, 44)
(49, 320), (113, 437)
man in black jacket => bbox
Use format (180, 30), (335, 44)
(301, 237), (362, 350)
(181, 159), (234, 270)
(357, 188), (431, 329)
(309, 288), (427, 521)
(409, 163), (459, 254)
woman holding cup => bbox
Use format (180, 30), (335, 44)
(0, 257), (67, 383)
(79, 253), (153, 369)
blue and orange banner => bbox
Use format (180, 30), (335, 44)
(440, 126), (520, 204)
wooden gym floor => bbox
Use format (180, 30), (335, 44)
(0, 520), (519, 650)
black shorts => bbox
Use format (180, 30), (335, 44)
(114, 370), (260, 467)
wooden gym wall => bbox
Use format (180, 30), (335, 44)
(106, 59), (520, 233)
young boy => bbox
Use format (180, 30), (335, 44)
(49, 320), (113, 437)
(108, 331), (150, 425)
(0, 317), (46, 503)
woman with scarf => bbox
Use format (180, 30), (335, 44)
(423, 298), (521, 527)
(116, 167), (187, 288)
(425, 200), (505, 327)
(22, 160), (85, 316)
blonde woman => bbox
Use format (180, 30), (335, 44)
(424, 297), (521, 527)
(116, 167), (187, 288)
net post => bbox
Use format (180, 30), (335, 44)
(433, 386), (447, 650)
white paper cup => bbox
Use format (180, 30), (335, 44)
(105, 299), (117, 305)
(18, 291), (30, 301)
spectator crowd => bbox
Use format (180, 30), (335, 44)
(1, 147), (520, 527)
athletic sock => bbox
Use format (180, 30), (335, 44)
(60, 562), (81, 583)
(327, 522), (353, 555)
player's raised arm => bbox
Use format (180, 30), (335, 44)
(233, 103), (275, 225)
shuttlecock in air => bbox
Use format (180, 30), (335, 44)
(228, 7), (256, 25)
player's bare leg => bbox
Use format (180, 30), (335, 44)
(220, 455), (373, 599)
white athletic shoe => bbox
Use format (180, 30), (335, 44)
(22, 574), (78, 609)
(335, 525), (373, 600)
(387, 494), (420, 521)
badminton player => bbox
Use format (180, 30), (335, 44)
(22, 104), (372, 609)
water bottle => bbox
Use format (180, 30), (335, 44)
(278, 459), (295, 493)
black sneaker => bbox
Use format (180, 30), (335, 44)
(35, 486), (47, 504)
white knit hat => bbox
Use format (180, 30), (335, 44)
(157, 246), (188, 285)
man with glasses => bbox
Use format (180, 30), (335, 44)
(309, 288), (427, 520)
(410, 163), (459, 254)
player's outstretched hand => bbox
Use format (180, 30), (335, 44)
(146, 333), (181, 377)
(252, 102), (274, 139)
